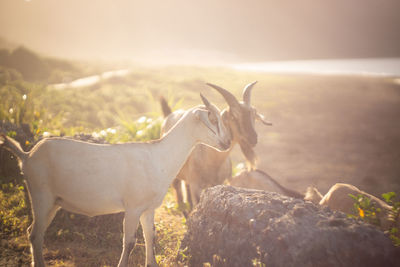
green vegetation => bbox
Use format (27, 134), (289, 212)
(0, 183), (29, 238)
(348, 192), (400, 246)
(382, 192), (400, 246)
(348, 193), (381, 226)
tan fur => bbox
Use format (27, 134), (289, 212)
(161, 82), (271, 212)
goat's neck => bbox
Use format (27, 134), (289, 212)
(222, 111), (239, 147)
(222, 110), (257, 168)
(155, 116), (199, 183)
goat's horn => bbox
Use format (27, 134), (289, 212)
(206, 83), (240, 109)
(200, 93), (211, 108)
(242, 81), (257, 107)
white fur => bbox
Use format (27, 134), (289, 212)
(2, 101), (230, 267)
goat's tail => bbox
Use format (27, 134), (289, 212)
(159, 96), (172, 118)
(255, 169), (305, 199)
(0, 134), (29, 162)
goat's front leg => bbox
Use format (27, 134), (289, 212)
(118, 211), (140, 267)
(140, 209), (158, 267)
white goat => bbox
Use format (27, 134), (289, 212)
(160, 82), (272, 214)
(305, 183), (399, 231)
(0, 94), (230, 267)
(228, 169), (304, 199)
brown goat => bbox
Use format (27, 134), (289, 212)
(160, 82), (272, 215)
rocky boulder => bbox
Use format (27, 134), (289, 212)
(180, 185), (400, 267)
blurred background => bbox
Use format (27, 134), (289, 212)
(1, 0), (400, 266)
(1, 0), (400, 64)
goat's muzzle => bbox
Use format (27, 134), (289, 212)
(219, 140), (231, 150)
(245, 133), (258, 147)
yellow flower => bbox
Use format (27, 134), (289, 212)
(25, 140), (30, 146)
(358, 207), (365, 218)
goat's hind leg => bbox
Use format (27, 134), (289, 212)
(185, 182), (193, 211)
(27, 190), (58, 267)
(172, 178), (184, 208)
(189, 182), (202, 208)
(173, 178), (191, 218)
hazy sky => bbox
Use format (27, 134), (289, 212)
(0, 0), (399, 64)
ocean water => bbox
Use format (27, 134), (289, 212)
(233, 58), (400, 77)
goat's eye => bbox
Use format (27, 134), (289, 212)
(208, 112), (218, 124)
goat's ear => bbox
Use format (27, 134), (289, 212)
(200, 93), (220, 121)
(256, 112), (272, 126)
(194, 109), (214, 130)
(200, 93), (211, 108)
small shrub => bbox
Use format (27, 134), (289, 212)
(348, 193), (381, 226)
(382, 192), (400, 246)
(348, 192), (400, 246)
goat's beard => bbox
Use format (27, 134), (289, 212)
(239, 140), (258, 170)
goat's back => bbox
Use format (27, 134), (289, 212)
(23, 138), (152, 216)
(229, 170), (283, 193)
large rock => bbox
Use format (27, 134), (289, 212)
(180, 185), (400, 267)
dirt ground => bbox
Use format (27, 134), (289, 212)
(240, 74), (400, 197)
